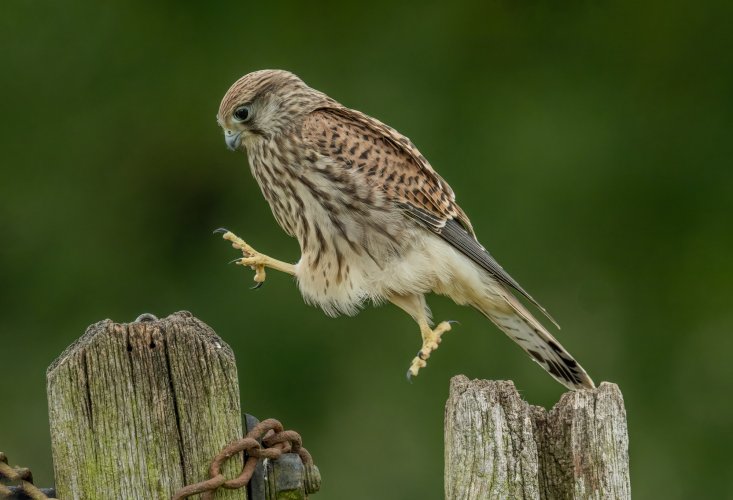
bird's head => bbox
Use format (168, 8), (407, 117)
(217, 69), (327, 151)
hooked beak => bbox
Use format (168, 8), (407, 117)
(224, 129), (242, 151)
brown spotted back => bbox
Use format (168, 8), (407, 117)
(301, 107), (474, 236)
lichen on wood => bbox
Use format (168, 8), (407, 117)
(47, 311), (245, 499)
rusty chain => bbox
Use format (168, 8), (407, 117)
(173, 418), (314, 500)
(0, 452), (56, 500)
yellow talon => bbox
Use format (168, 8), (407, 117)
(407, 321), (453, 378)
(219, 230), (296, 286)
(237, 257), (267, 283)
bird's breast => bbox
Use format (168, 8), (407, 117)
(247, 140), (419, 314)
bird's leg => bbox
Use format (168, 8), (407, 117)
(218, 229), (295, 286)
(408, 320), (453, 379)
(389, 293), (454, 380)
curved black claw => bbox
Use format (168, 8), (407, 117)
(213, 227), (230, 235)
(406, 369), (414, 384)
(447, 320), (461, 326)
(250, 281), (264, 290)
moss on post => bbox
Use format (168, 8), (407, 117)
(47, 311), (245, 499)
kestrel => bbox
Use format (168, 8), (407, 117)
(216, 70), (594, 390)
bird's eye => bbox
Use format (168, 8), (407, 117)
(233, 105), (251, 122)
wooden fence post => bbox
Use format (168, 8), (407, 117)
(46, 311), (245, 499)
(445, 375), (630, 499)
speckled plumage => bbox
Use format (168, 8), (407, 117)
(217, 69), (594, 390)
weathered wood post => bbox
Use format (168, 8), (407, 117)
(445, 375), (630, 499)
(46, 311), (245, 499)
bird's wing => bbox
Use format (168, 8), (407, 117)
(302, 106), (471, 233)
(301, 106), (557, 327)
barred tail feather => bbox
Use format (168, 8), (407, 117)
(474, 294), (595, 390)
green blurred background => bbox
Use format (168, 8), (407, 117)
(2, 1), (732, 498)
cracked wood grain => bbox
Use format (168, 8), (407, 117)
(445, 376), (630, 500)
(47, 311), (246, 499)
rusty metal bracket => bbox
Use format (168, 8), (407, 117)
(246, 414), (321, 500)
(0, 452), (56, 500)
(2, 486), (57, 499)
(173, 414), (320, 499)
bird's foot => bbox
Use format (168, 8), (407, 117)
(406, 321), (454, 380)
(217, 229), (296, 287)
(219, 230), (269, 285)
